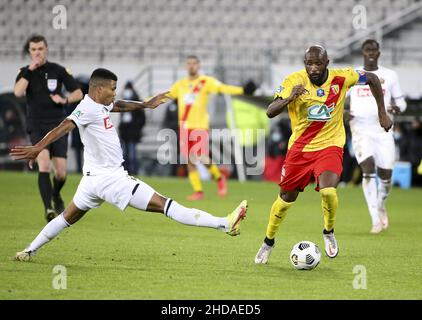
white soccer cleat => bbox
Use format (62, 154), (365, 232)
(378, 207), (389, 230)
(254, 243), (274, 264)
(370, 223), (383, 234)
(226, 200), (247, 236)
(14, 250), (35, 262)
(323, 230), (339, 258)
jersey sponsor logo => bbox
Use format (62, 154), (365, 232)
(357, 88), (386, 97)
(47, 79), (57, 92)
(316, 88), (325, 97)
(307, 103), (335, 121)
(103, 116), (113, 129)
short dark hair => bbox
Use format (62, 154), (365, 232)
(361, 39), (380, 50)
(24, 34), (48, 53)
(89, 68), (118, 88)
(187, 55), (200, 62)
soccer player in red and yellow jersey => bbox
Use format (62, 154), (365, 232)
(254, 46), (392, 263)
(168, 56), (244, 201)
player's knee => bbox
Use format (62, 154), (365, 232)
(320, 187), (337, 200)
(55, 171), (67, 181)
(146, 193), (167, 213)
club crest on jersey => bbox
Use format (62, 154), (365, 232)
(103, 116), (113, 129)
(316, 88), (325, 97)
(307, 103), (335, 121)
(47, 79), (57, 92)
(330, 84), (339, 95)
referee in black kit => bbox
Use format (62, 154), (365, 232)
(14, 34), (83, 222)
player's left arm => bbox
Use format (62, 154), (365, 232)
(10, 119), (76, 168)
(365, 72), (393, 132)
(388, 72), (407, 115)
(111, 91), (170, 112)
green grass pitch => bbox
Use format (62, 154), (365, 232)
(0, 171), (421, 299)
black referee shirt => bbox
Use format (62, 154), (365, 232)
(16, 61), (80, 131)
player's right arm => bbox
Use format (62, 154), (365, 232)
(10, 119), (75, 168)
(14, 58), (43, 98)
(266, 84), (307, 118)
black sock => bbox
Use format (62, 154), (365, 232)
(264, 237), (275, 247)
(52, 176), (66, 197)
(38, 172), (52, 210)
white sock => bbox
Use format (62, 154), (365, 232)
(26, 213), (70, 252)
(377, 178), (392, 211)
(164, 199), (228, 231)
(362, 173), (380, 225)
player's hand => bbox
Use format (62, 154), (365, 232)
(379, 114), (393, 132)
(143, 91), (170, 109)
(387, 105), (401, 115)
(10, 145), (41, 169)
(28, 57), (43, 71)
(287, 85), (308, 102)
(50, 94), (67, 105)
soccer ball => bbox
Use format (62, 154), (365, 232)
(290, 241), (321, 270)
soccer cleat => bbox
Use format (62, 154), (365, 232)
(14, 249), (36, 262)
(378, 207), (389, 230)
(217, 175), (228, 197)
(370, 223), (383, 234)
(45, 208), (58, 222)
(186, 191), (204, 201)
(254, 242), (274, 264)
(53, 194), (65, 214)
(323, 229), (339, 258)
(226, 200), (247, 236)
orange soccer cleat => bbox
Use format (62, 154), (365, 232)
(186, 191), (204, 201)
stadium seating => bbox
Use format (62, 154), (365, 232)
(0, 0), (419, 64)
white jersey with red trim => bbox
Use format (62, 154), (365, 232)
(349, 65), (406, 127)
(67, 95), (124, 176)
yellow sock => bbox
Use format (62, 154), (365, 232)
(320, 187), (338, 232)
(188, 170), (203, 193)
(208, 164), (221, 181)
(265, 195), (294, 240)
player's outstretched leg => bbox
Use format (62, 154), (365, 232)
(255, 192), (295, 264)
(14, 202), (86, 262)
(128, 182), (246, 236)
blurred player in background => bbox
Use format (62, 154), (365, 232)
(254, 46), (392, 264)
(11, 68), (247, 262)
(348, 39), (407, 234)
(168, 55), (249, 201)
(14, 34), (83, 222)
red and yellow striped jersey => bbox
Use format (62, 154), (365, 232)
(274, 68), (366, 152)
(169, 75), (244, 130)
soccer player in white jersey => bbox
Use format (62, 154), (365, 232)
(348, 39), (407, 234)
(10, 68), (247, 261)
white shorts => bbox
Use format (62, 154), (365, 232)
(73, 167), (156, 211)
(350, 122), (395, 169)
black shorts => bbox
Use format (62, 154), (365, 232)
(29, 126), (68, 159)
